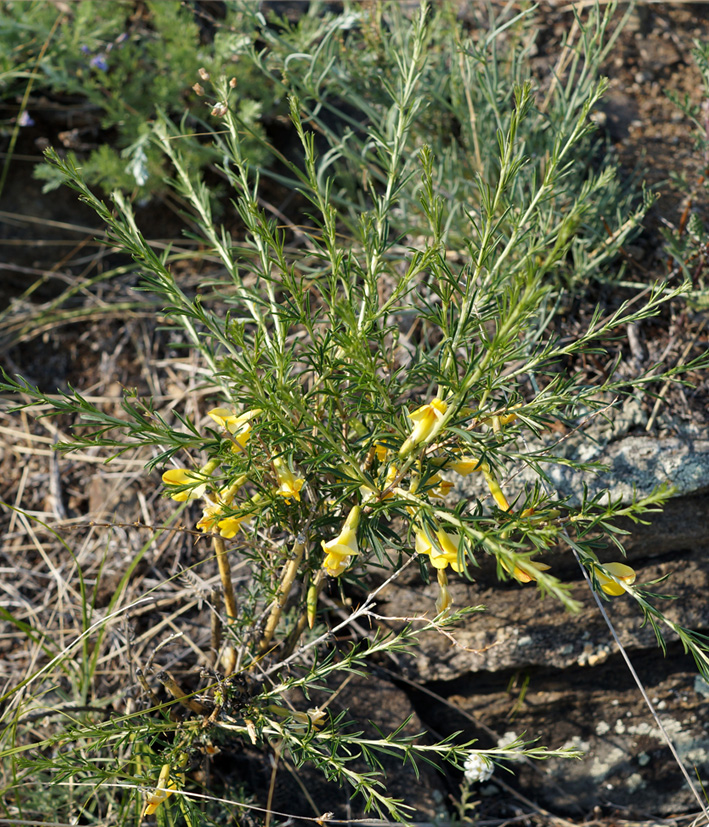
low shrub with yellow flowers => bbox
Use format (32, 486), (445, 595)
(158, 396), (644, 625)
(5, 3), (709, 824)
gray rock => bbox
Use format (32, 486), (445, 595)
(455, 400), (709, 509)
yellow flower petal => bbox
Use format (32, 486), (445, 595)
(479, 404), (522, 429)
(415, 527), (464, 573)
(143, 763), (181, 817)
(436, 480), (454, 497)
(502, 559), (551, 584)
(415, 530), (433, 556)
(399, 397), (448, 456)
(322, 551), (351, 577)
(218, 514), (248, 539)
(427, 473), (454, 498)
(274, 457), (305, 503)
(448, 456), (482, 476)
(321, 528), (358, 558)
(593, 562), (636, 596)
(162, 468), (207, 502)
(197, 503), (222, 533)
(321, 506), (360, 576)
(208, 407), (259, 453)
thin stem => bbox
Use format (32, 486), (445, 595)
(214, 535), (238, 675)
(156, 671), (206, 715)
(258, 540), (306, 654)
(214, 536), (238, 622)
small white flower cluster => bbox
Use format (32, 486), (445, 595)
(498, 730), (524, 761)
(463, 752), (494, 783)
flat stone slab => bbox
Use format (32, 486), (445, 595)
(456, 434), (709, 508)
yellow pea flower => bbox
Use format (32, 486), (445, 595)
(427, 472), (454, 499)
(399, 397), (448, 457)
(502, 558), (552, 584)
(437, 480), (454, 497)
(142, 761), (184, 817)
(217, 513), (248, 539)
(374, 442), (388, 462)
(194, 475), (248, 534)
(196, 503), (222, 532)
(592, 562), (636, 596)
(162, 468), (206, 502)
(161, 456), (219, 502)
(208, 407), (260, 452)
(479, 404), (522, 431)
(321, 505), (360, 577)
(415, 527), (465, 573)
(448, 456), (482, 476)
(273, 456), (305, 503)
(198, 507), (247, 538)
(481, 464), (510, 511)
(447, 456), (511, 510)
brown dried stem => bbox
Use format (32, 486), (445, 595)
(156, 670), (206, 715)
(213, 535), (238, 675)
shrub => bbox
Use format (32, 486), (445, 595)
(2, 2), (708, 823)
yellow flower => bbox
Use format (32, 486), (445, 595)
(207, 407), (259, 452)
(446, 457), (511, 510)
(399, 397), (448, 457)
(197, 503), (222, 532)
(379, 464), (399, 499)
(427, 472), (454, 499)
(273, 456), (305, 503)
(374, 442), (388, 462)
(361, 464), (399, 503)
(502, 558), (551, 584)
(479, 404), (522, 432)
(437, 480), (454, 497)
(142, 761), (184, 817)
(321, 505), (360, 577)
(217, 513), (248, 539)
(448, 456), (482, 476)
(162, 467), (208, 502)
(592, 562), (636, 596)
(481, 464), (510, 511)
(415, 527), (465, 573)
